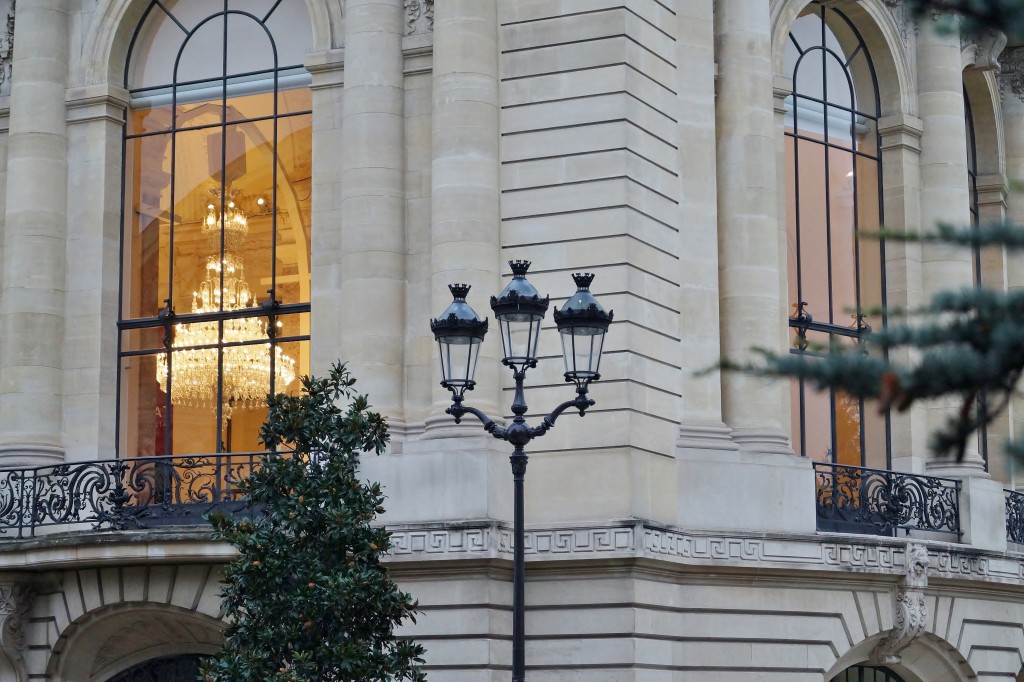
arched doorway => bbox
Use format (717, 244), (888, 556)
(104, 654), (203, 682)
(832, 664), (906, 682)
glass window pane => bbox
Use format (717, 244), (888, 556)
(170, 126), (223, 315)
(275, 114), (312, 302)
(175, 14), (226, 85)
(227, 13), (276, 76)
(795, 137), (829, 322)
(128, 102), (173, 136)
(128, 5), (185, 90)
(121, 327), (166, 354)
(124, 133), (172, 320)
(824, 52), (853, 110)
(119, 353), (168, 457)
(263, 0), (314, 67)
(828, 150), (858, 324)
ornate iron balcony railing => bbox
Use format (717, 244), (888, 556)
(0, 453), (282, 538)
(814, 462), (961, 540)
(1006, 489), (1024, 544)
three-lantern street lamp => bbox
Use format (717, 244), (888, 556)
(430, 260), (613, 682)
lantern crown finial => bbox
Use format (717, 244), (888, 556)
(509, 260), (531, 277)
(571, 272), (595, 290)
(449, 283), (471, 300)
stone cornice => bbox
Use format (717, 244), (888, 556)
(879, 113), (925, 153)
(1, 522), (1023, 592)
(386, 521), (1024, 590)
(65, 83), (128, 126)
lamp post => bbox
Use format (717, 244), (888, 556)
(430, 260), (612, 682)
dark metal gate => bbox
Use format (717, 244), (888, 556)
(105, 655), (203, 682)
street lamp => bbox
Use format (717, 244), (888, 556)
(430, 260), (612, 682)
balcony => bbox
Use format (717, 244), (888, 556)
(814, 462), (962, 541)
(0, 453), (274, 538)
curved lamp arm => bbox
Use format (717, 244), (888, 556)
(529, 385), (595, 439)
(446, 398), (507, 440)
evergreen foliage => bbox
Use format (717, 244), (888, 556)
(727, 223), (1024, 462)
(908, 0), (1024, 39)
(200, 363), (426, 682)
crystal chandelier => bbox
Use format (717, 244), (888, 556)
(157, 190), (296, 416)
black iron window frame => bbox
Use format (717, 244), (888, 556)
(785, 3), (891, 467)
(964, 87), (989, 469)
(116, 1), (312, 458)
(831, 664), (907, 682)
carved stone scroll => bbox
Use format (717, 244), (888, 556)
(404, 0), (433, 35)
(0, 584), (31, 681)
(872, 543), (929, 664)
(1000, 46), (1024, 103)
(963, 28), (1007, 73)
(0, 0), (13, 97)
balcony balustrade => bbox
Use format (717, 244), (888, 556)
(814, 462), (961, 540)
(0, 453), (282, 538)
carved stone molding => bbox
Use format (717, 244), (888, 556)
(883, 0), (913, 48)
(0, 0), (13, 97)
(0, 584), (31, 680)
(999, 46), (1024, 102)
(962, 28), (1007, 73)
(386, 522), (1018, 583)
(873, 543), (929, 664)
(404, 0), (433, 35)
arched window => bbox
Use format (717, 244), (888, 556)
(831, 664), (907, 682)
(118, 0), (313, 457)
(783, 2), (889, 467)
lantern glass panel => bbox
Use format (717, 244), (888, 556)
(498, 313), (543, 366)
(560, 325), (605, 381)
(438, 334), (482, 388)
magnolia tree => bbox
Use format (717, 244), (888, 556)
(201, 363), (426, 682)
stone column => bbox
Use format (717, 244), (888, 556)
(714, 0), (792, 455)
(306, 49), (345, 378)
(425, 0), (502, 434)
(339, 0), (407, 430)
(0, 0), (69, 467)
(674, 0), (735, 455)
(877, 114), (926, 474)
(63, 85), (127, 463)
(917, 17), (985, 475)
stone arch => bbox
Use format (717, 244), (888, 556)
(770, 0), (917, 117)
(75, 0), (342, 87)
(826, 632), (978, 682)
(962, 66), (1005, 178)
(32, 564), (226, 681)
(49, 604), (223, 681)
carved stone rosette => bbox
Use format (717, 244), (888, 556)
(0, 584), (31, 680)
(404, 0), (433, 35)
(872, 543), (929, 664)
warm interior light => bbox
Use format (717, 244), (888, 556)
(156, 188), (296, 418)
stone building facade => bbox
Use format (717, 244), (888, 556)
(0, 0), (1021, 680)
